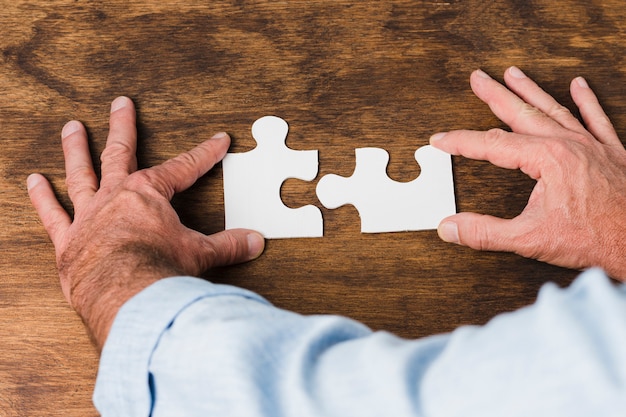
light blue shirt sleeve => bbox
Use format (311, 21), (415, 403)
(93, 268), (626, 416)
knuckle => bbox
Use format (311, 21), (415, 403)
(123, 170), (152, 190)
(542, 138), (567, 156)
(467, 221), (492, 251)
(65, 171), (97, 203)
(568, 131), (594, 145)
(42, 207), (68, 234)
(547, 103), (573, 119)
(598, 114), (615, 129)
(123, 171), (165, 197)
(542, 137), (589, 164)
(206, 233), (244, 268)
(485, 127), (507, 137)
(175, 150), (202, 168)
(199, 242), (219, 271)
(100, 142), (134, 165)
(484, 128), (507, 142)
(483, 128), (519, 158)
(516, 103), (550, 126)
(515, 226), (562, 263)
(122, 170), (173, 200)
(165, 149), (206, 178)
(65, 166), (94, 189)
(519, 102), (542, 117)
(222, 233), (245, 264)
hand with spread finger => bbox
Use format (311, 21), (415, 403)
(431, 67), (626, 280)
(27, 96), (265, 350)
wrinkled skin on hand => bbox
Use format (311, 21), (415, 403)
(431, 67), (626, 280)
(28, 70), (626, 349)
(28, 97), (265, 350)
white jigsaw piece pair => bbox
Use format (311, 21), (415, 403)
(222, 116), (456, 239)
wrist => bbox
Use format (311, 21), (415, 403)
(594, 218), (626, 281)
(604, 238), (626, 281)
(62, 242), (182, 351)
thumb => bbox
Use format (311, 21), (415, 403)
(437, 212), (522, 253)
(195, 229), (265, 271)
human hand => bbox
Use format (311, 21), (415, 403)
(27, 97), (265, 349)
(431, 67), (626, 280)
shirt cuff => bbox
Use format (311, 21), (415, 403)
(92, 276), (269, 417)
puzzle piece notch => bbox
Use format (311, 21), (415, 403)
(222, 116), (323, 239)
(316, 146), (456, 233)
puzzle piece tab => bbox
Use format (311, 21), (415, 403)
(316, 146), (456, 233)
(222, 116), (323, 239)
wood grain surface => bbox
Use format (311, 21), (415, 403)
(2, 1), (625, 415)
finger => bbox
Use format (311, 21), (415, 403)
(193, 229), (265, 272)
(27, 173), (71, 250)
(437, 213), (523, 253)
(503, 66), (588, 136)
(470, 69), (574, 138)
(570, 77), (624, 149)
(430, 129), (542, 179)
(100, 96), (138, 187)
(61, 120), (99, 210)
(145, 132), (231, 200)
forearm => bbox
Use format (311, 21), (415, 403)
(95, 269), (626, 417)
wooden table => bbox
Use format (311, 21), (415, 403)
(1, 1), (624, 415)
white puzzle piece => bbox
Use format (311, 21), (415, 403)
(222, 116), (323, 239)
(316, 146), (456, 233)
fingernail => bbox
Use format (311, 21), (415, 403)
(438, 221), (460, 244)
(211, 132), (229, 141)
(430, 132), (447, 143)
(508, 66), (526, 79)
(110, 96), (130, 113)
(247, 232), (265, 259)
(575, 76), (589, 88)
(475, 69), (491, 79)
(26, 173), (41, 191)
(61, 120), (82, 139)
